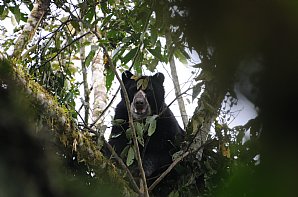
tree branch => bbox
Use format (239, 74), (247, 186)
(91, 31), (149, 197)
(148, 140), (214, 191)
(0, 57), (136, 196)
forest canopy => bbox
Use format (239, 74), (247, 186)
(1, 0), (298, 196)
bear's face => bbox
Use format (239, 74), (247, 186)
(121, 71), (165, 120)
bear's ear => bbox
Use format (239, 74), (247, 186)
(153, 72), (165, 84)
(122, 71), (133, 83)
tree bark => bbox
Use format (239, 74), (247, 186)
(0, 57), (136, 196)
(12, 0), (51, 59)
(187, 80), (226, 159)
(166, 32), (188, 129)
(91, 47), (107, 129)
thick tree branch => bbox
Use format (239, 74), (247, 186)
(0, 57), (137, 196)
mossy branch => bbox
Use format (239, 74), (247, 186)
(0, 57), (137, 197)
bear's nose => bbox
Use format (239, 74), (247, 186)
(135, 99), (144, 106)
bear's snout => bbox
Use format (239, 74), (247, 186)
(130, 90), (151, 120)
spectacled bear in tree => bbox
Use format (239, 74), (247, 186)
(108, 71), (185, 178)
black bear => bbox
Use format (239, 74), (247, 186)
(108, 71), (185, 178)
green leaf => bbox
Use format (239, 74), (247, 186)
(133, 52), (143, 74)
(150, 28), (158, 45)
(142, 77), (148, 90)
(146, 59), (158, 72)
(125, 128), (132, 140)
(146, 115), (158, 136)
(174, 48), (188, 64)
(122, 48), (138, 64)
(9, 6), (21, 23)
(85, 50), (96, 67)
(70, 20), (80, 32)
(120, 145), (129, 159)
(85, 8), (95, 23)
(0, 7), (8, 20)
(136, 78), (149, 90)
(102, 14), (113, 27)
(137, 79), (144, 90)
(148, 48), (163, 61)
(105, 68), (114, 91)
(168, 191), (179, 197)
(148, 120), (156, 136)
(111, 119), (126, 126)
(135, 122), (144, 146)
(126, 146), (135, 166)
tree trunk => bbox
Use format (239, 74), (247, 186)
(166, 32), (188, 129)
(12, 0), (51, 59)
(91, 45), (107, 130)
(187, 80), (226, 159)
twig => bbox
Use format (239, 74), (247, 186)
(148, 140), (213, 191)
(90, 87), (120, 128)
(92, 30), (149, 197)
(103, 139), (141, 194)
(80, 124), (140, 194)
(39, 32), (91, 68)
(159, 87), (192, 117)
(148, 151), (190, 191)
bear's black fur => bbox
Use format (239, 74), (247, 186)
(108, 71), (185, 178)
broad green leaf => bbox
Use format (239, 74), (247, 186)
(111, 119), (126, 126)
(146, 115), (158, 136)
(137, 79), (143, 90)
(135, 122), (144, 146)
(146, 115), (158, 125)
(135, 122), (144, 134)
(126, 146), (135, 166)
(102, 14), (113, 27)
(125, 128), (133, 140)
(120, 145), (129, 159)
(105, 67), (114, 91)
(174, 48), (188, 64)
(141, 77), (148, 90)
(148, 120), (156, 136)
(85, 50), (96, 67)
(146, 59), (159, 72)
(168, 191), (179, 197)
(180, 48), (191, 60)
(85, 8), (95, 23)
(9, 6), (21, 23)
(150, 28), (158, 45)
(0, 7), (8, 20)
(122, 48), (138, 64)
(133, 52), (143, 74)
(148, 48), (163, 61)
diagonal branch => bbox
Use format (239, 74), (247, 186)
(91, 30), (149, 196)
(0, 57), (137, 196)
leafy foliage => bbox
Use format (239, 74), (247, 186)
(0, 0), (265, 196)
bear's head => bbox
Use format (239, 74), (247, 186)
(121, 71), (165, 120)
